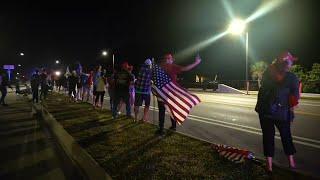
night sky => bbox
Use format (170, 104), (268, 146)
(0, 0), (319, 79)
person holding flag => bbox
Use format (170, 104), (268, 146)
(153, 53), (201, 135)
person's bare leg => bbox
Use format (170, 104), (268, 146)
(288, 155), (296, 168)
(266, 157), (273, 172)
(143, 106), (149, 122)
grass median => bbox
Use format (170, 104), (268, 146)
(42, 93), (311, 179)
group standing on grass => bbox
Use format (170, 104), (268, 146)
(21, 51), (302, 174)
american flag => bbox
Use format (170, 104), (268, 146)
(151, 64), (201, 124)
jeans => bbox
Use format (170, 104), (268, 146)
(158, 100), (176, 131)
(259, 115), (296, 157)
(40, 85), (48, 100)
(32, 88), (39, 103)
(113, 91), (131, 117)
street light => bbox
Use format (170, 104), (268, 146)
(55, 60), (60, 64)
(228, 19), (249, 95)
(20, 52), (24, 56)
(102, 51), (108, 56)
(101, 50), (115, 70)
(18, 64), (22, 67)
(55, 71), (61, 76)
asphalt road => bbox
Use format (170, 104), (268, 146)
(103, 91), (320, 178)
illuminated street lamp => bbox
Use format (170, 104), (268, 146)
(18, 64), (22, 67)
(55, 71), (61, 76)
(101, 50), (115, 70)
(102, 50), (108, 56)
(228, 19), (249, 95)
(55, 60), (60, 64)
(20, 52), (24, 56)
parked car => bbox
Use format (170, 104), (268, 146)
(202, 80), (218, 91)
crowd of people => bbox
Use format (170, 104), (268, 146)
(1, 51), (301, 173)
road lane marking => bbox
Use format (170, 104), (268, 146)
(187, 116), (320, 149)
(147, 106), (320, 147)
(103, 96), (320, 146)
(198, 100), (320, 117)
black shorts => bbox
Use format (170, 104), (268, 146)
(134, 93), (151, 107)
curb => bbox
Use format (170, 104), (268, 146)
(32, 103), (112, 180)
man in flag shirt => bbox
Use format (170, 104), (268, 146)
(153, 53), (201, 135)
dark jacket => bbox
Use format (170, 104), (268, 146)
(31, 74), (40, 89)
(256, 67), (299, 121)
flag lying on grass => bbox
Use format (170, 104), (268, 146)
(151, 64), (201, 124)
(212, 144), (254, 163)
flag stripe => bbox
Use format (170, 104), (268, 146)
(151, 64), (200, 124)
(163, 86), (190, 111)
(171, 83), (200, 105)
(166, 84), (193, 108)
(154, 86), (188, 118)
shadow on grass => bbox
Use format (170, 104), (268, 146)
(0, 117), (34, 124)
(0, 122), (37, 132)
(0, 157), (59, 180)
(77, 121), (140, 148)
(0, 127), (41, 139)
(106, 131), (175, 177)
(0, 137), (49, 162)
(65, 116), (117, 134)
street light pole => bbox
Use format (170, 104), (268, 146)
(112, 54), (115, 70)
(245, 31), (249, 95)
(228, 19), (249, 95)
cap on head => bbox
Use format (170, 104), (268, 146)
(145, 59), (152, 66)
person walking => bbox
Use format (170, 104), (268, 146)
(39, 68), (48, 100)
(107, 70), (115, 111)
(134, 59), (152, 122)
(255, 51), (300, 172)
(94, 71), (107, 109)
(156, 53), (201, 135)
(0, 71), (10, 106)
(68, 70), (78, 102)
(31, 70), (40, 103)
(112, 62), (134, 119)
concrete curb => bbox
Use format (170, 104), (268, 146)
(32, 103), (112, 180)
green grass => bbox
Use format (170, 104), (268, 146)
(43, 93), (314, 179)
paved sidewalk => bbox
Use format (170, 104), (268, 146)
(0, 94), (69, 180)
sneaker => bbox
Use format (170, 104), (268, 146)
(126, 115), (134, 119)
(169, 126), (176, 131)
(155, 129), (165, 136)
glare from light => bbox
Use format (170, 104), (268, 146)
(221, 0), (235, 19)
(18, 64), (22, 67)
(245, 0), (287, 23)
(102, 51), (108, 56)
(175, 31), (228, 60)
(55, 60), (60, 64)
(16, 72), (20, 75)
(55, 71), (61, 76)
(228, 19), (246, 35)
(20, 52), (24, 56)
